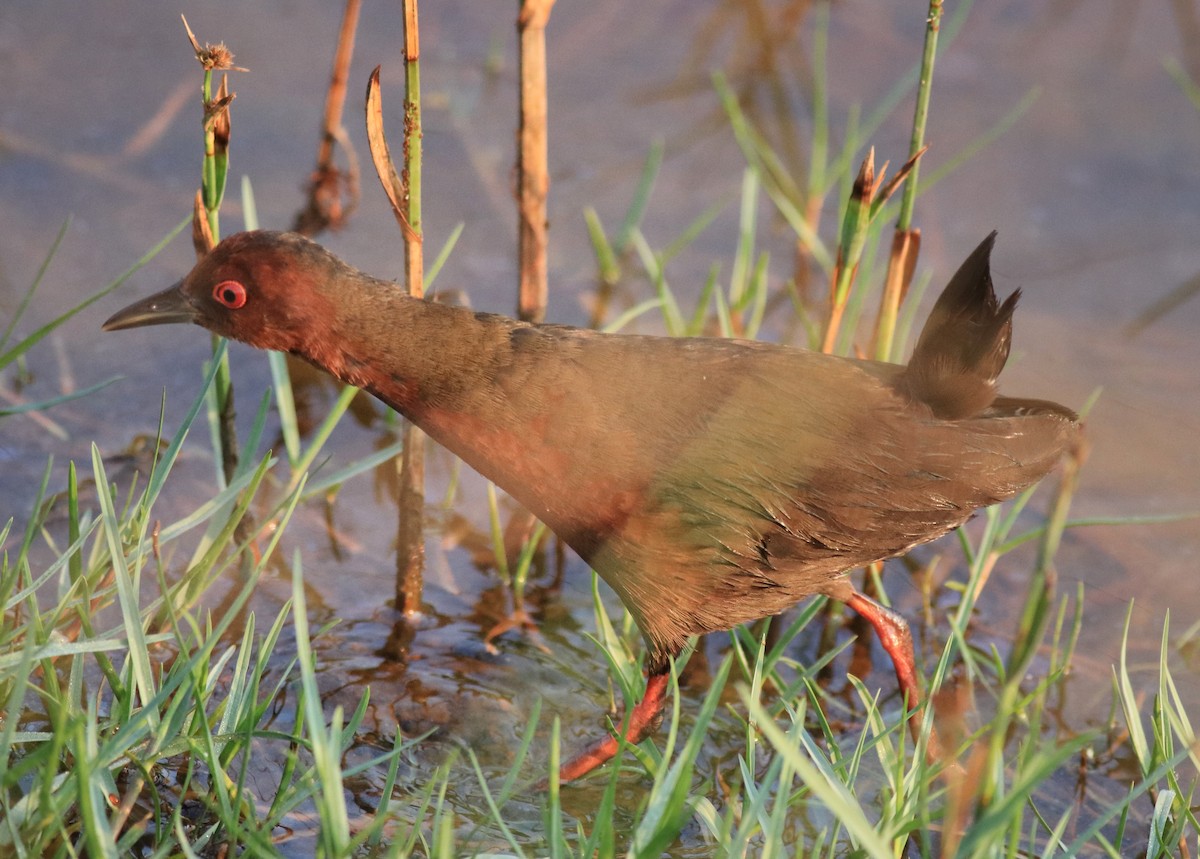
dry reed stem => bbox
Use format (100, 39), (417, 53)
(293, 0), (362, 236)
(873, 227), (921, 361)
(401, 0), (423, 298)
(364, 51), (427, 616)
(400, 0), (427, 615)
(516, 0), (555, 322)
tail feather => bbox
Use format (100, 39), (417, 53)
(903, 232), (1020, 419)
(986, 395), (1079, 422)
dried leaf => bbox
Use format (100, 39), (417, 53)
(202, 93), (236, 135)
(364, 66), (417, 244)
(192, 190), (215, 259)
(210, 76), (232, 157)
(181, 14), (203, 56)
(850, 147), (877, 205)
(888, 227), (921, 308)
(874, 145), (928, 211)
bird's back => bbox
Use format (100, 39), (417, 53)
(479, 233), (1080, 661)
(525, 334), (1077, 658)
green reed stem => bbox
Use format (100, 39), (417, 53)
(896, 0), (942, 232)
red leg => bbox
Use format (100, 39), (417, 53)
(557, 668), (670, 783)
(843, 590), (947, 760)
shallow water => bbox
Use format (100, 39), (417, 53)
(3, 0), (1199, 852)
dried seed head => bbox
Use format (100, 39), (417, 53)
(202, 42), (238, 71)
(181, 15), (249, 72)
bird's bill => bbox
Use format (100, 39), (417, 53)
(102, 281), (194, 331)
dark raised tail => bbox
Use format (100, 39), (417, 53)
(902, 232), (1021, 419)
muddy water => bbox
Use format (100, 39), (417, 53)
(3, 0), (1198, 851)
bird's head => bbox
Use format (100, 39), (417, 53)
(103, 231), (345, 353)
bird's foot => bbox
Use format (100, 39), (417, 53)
(842, 589), (964, 773)
(548, 669), (671, 786)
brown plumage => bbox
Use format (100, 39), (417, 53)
(104, 230), (1079, 781)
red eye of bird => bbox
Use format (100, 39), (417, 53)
(212, 280), (247, 309)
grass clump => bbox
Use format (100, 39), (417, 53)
(0, 348), (419, 856)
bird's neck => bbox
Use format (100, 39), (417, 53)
(296, 278), (510, 416)
(296, 279), (581, 531)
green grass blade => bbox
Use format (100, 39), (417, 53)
(0, 218), (189, 370)
(0, 217), (71, 354)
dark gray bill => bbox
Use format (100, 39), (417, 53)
(102, 281), (194, 331)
